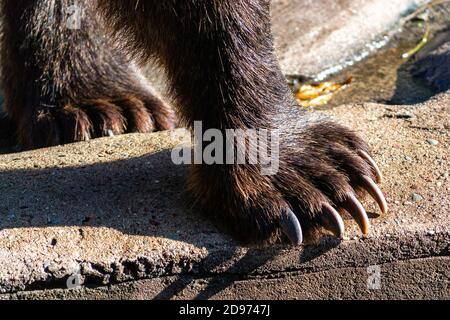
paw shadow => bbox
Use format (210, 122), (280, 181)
(0, 146), (344, 297)
(0, 150), (198, 239)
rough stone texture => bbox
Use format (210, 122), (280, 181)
(0, 0), (449, 300)
(272, 0), (425, 79)
(0, 91), (449, 300)
(5, 257), (448, 300)
(412, 32), (450, 92)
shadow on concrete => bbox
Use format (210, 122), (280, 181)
(388, 64), (438, 106)
(0, 150), (193, 237)
(0, 148), (341, 296)
(389, 30), (450, 105)
(153, 241), (340, 300)
(153, 247), (278, 300)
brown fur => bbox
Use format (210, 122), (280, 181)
(1, 0), (175, 149)
(1, 0), (379, 244)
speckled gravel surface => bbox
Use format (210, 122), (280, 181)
(328, 92), (450, 240)
(0, 0), (448, 300)
(0, 92), (448, 299)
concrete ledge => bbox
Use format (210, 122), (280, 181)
(5, 257), (448, 300)
(0, 93), (449, 299)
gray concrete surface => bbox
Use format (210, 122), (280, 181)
(0, 92), (449, 299)
(0, 0), (449, 300)
(272, 0), (426, 79)
(7, 257), (449, 300)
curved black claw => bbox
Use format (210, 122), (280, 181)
(321, 203), (345, 238)
(280, 209), (303, 245)
(358, 150), (383, 183)
(342, 193), (370, 235)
